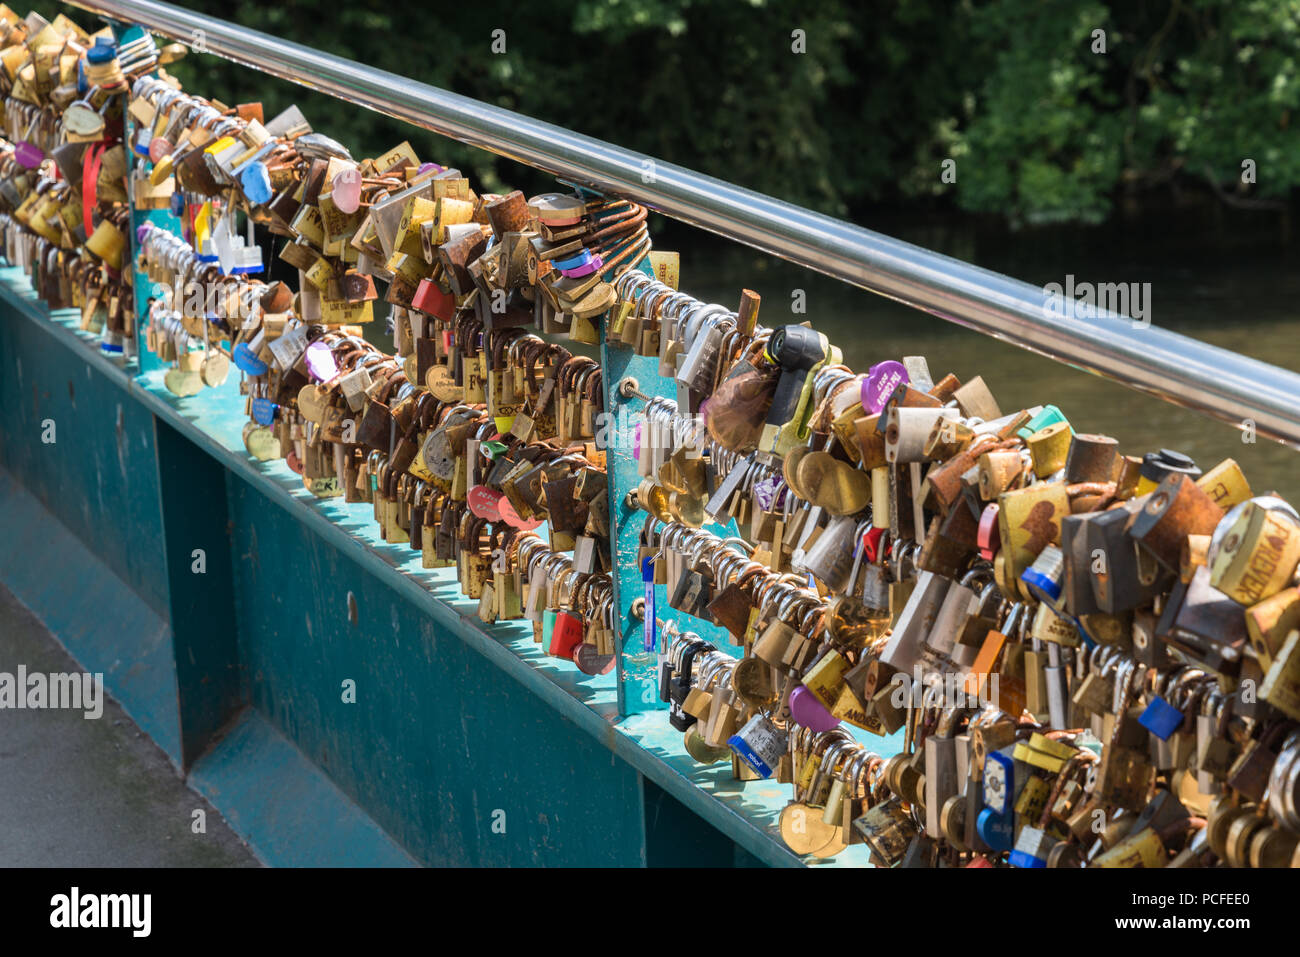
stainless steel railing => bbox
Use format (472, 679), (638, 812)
(66, 0), (1300, 447)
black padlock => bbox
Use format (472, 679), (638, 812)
(1059, 512), (1102, 617)
(1155, 566), (1247, 679)
(668, 640), (713, 729)
(668, 560), (715, 619)
(1081, 504), (1170, 614)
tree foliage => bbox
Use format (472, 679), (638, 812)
(52, 0), (1300, 226)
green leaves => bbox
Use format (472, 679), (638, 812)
(161, 0), (1300, 226)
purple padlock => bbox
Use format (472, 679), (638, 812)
(559, 253), (603, 279)
(14, 141), (44, 169)
(860, 360), (908, 414)
(304, 340), (339, 381)
(752, 474), (784, 513)
(789, 685), (840, 732)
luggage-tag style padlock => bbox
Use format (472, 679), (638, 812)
(641, 551), (658, 652)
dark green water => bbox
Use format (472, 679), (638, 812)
(670, 206), (1300, 502)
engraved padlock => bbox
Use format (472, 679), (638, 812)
(878, 569), (952, 674)
(728, 712), (787, 779)
(1207, 496), (1300, 607)
(884, 406), (959, 464)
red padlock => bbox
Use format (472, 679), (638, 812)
(412, 278), (456, 322)
(467, 484), (504, 522)
(862, 526), (886, 563)
(977, 503), (1001, 561)
(548, 610), (585, 659)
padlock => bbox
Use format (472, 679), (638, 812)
(878, 570), (951, 674)
(728, 712), (787, 778)
(1207, 496), (1300, 607)
(1128, 472), (1224, 572)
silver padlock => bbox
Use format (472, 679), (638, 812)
(795, 513), (857, 592)
(879, 569), (952, 674)
(885, 406), (959, 464)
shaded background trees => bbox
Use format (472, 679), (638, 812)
(117, 0), (1300, 231)
(26, 0), (1299, 230)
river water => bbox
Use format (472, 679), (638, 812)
(670, 207), (1300, 502)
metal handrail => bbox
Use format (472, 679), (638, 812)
(67, 0), (1300, 448)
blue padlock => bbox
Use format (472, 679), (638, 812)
(728, 714), (786, 779)
(983, 751), (1015, 815)
(976, 806), (1015, 852)
(1021, 545), (1064, 605)
(240, 161), (273, 205)
(232, 342), (268, 376)
(1138, 696), (1185, 741)
(1009, 849), (1048, 868)
(251, 397), (278, 426)
(553, 249), (593, 272)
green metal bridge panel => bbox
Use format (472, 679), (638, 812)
(0, 266), (888, 866)
(154, 418), (245, 768)
(0, 273), (170, 620)
(225, 477), (647, 867)
(187, 707), (420, 867)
